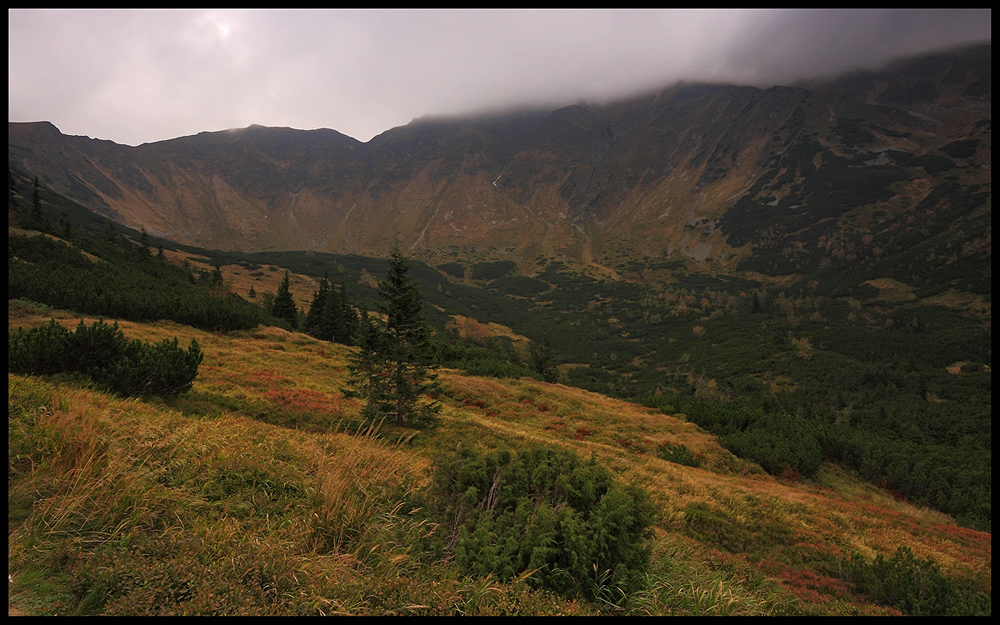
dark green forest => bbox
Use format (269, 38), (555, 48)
(8, 167), (991, 532)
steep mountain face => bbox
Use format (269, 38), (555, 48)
(8, 43), (991, 278)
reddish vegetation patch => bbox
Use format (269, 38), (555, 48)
(264, 388), (342, 415)
(545, 419), (567, 432)
(536, 402), (551, 412)
(617, 438), (632, 448)
(462, 399), (488, 410)
(779, 465), (802, 483)
(573, 427), (593, 440)
(910, 523), (993, 565)
(772, 564), (864, 607)
(257, 369), (294, 386)
(927, 523), (991, 549)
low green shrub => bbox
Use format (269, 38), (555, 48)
(8, 319), (73, 375)
(656, 443), (701, 468)
(8, 319), (203, 397)
(417, 445), (656, 601)
(843, 546), (990, 616)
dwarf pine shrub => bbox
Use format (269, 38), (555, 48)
(8, 319), (202, 397)
(844, 545), (990, 616)
(422, 446), (655, 601)
(656, 443), (701, 468)
(8, 319), (72, 375)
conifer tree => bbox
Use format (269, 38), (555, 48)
(105, 221), (120, 245)
(376, 242), (440, 427)
(339, 282), (359, 345)
(345, 309), (392, 422)
(530, 327), (557, 383)
(321, 282), (344, 343)
(271, 271), (298, 329)
(58, 212), (71, 238)
(31, 176), (41, 216)
(345, 242), (439, 428)
(29, 176), (46, 230)
(305, 275), (331, 336)
(318, 286), (336, 342)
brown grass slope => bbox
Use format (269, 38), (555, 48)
(8, 304), (991, 616)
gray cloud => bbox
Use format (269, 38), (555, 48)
(8, 9), (991, 145)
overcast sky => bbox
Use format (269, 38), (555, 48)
(8, 9), (991, 146)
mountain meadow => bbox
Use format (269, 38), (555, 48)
(8, 43), (991, 616)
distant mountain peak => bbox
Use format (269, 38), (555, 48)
(8, 45), (990, 277)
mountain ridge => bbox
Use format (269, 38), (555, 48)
(8, 43), (990, 280)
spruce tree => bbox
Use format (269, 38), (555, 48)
(305, 275), (331, 337)
(345, 242), (439, 428)
(271, 271), (298, 329)
(338, 282), (359, 345)
(105, 221), (120, 246)
(29, 176), (44, 229)
(530, 327), (557, 383)
(345, 309), (392, 424)
(59, 212), (72, 238)
(376, 242), (440, 427)
(321, 282), (344, 343)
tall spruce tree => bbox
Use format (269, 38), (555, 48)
(320, 282), (344, 343)
(327, 282), (359, 345)
(341, 282), (360, 344)
(271, 271), (299, 329)
(530, 327), (557, 383)
(378, 243), (440, 426)
(305, 274), (331, 336)
(345, 309), (392, 423)
(59, 212), (72, 238)
(29, 176), (44, 229)
(345, 242), (439, 428)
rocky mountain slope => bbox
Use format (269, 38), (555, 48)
(9, 43), (990, 277)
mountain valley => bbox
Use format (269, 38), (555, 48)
(7, 42), (991, 616)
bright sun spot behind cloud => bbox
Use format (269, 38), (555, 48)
(7, 8), (991, 146)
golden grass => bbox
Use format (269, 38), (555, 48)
(429, 364), (990, 598)
(163, 248), (321, 311)
(8, 304), (992, 615)
(863, 277), (916, 303)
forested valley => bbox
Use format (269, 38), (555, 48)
(7, 35), (992, 618)
(9, 167), (990, 533)
(7, 194), (992, 617)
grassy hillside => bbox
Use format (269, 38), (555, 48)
(8, 303), (991, 616)
(9, 162), (991, 535)
(188, 245), (991, 531)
